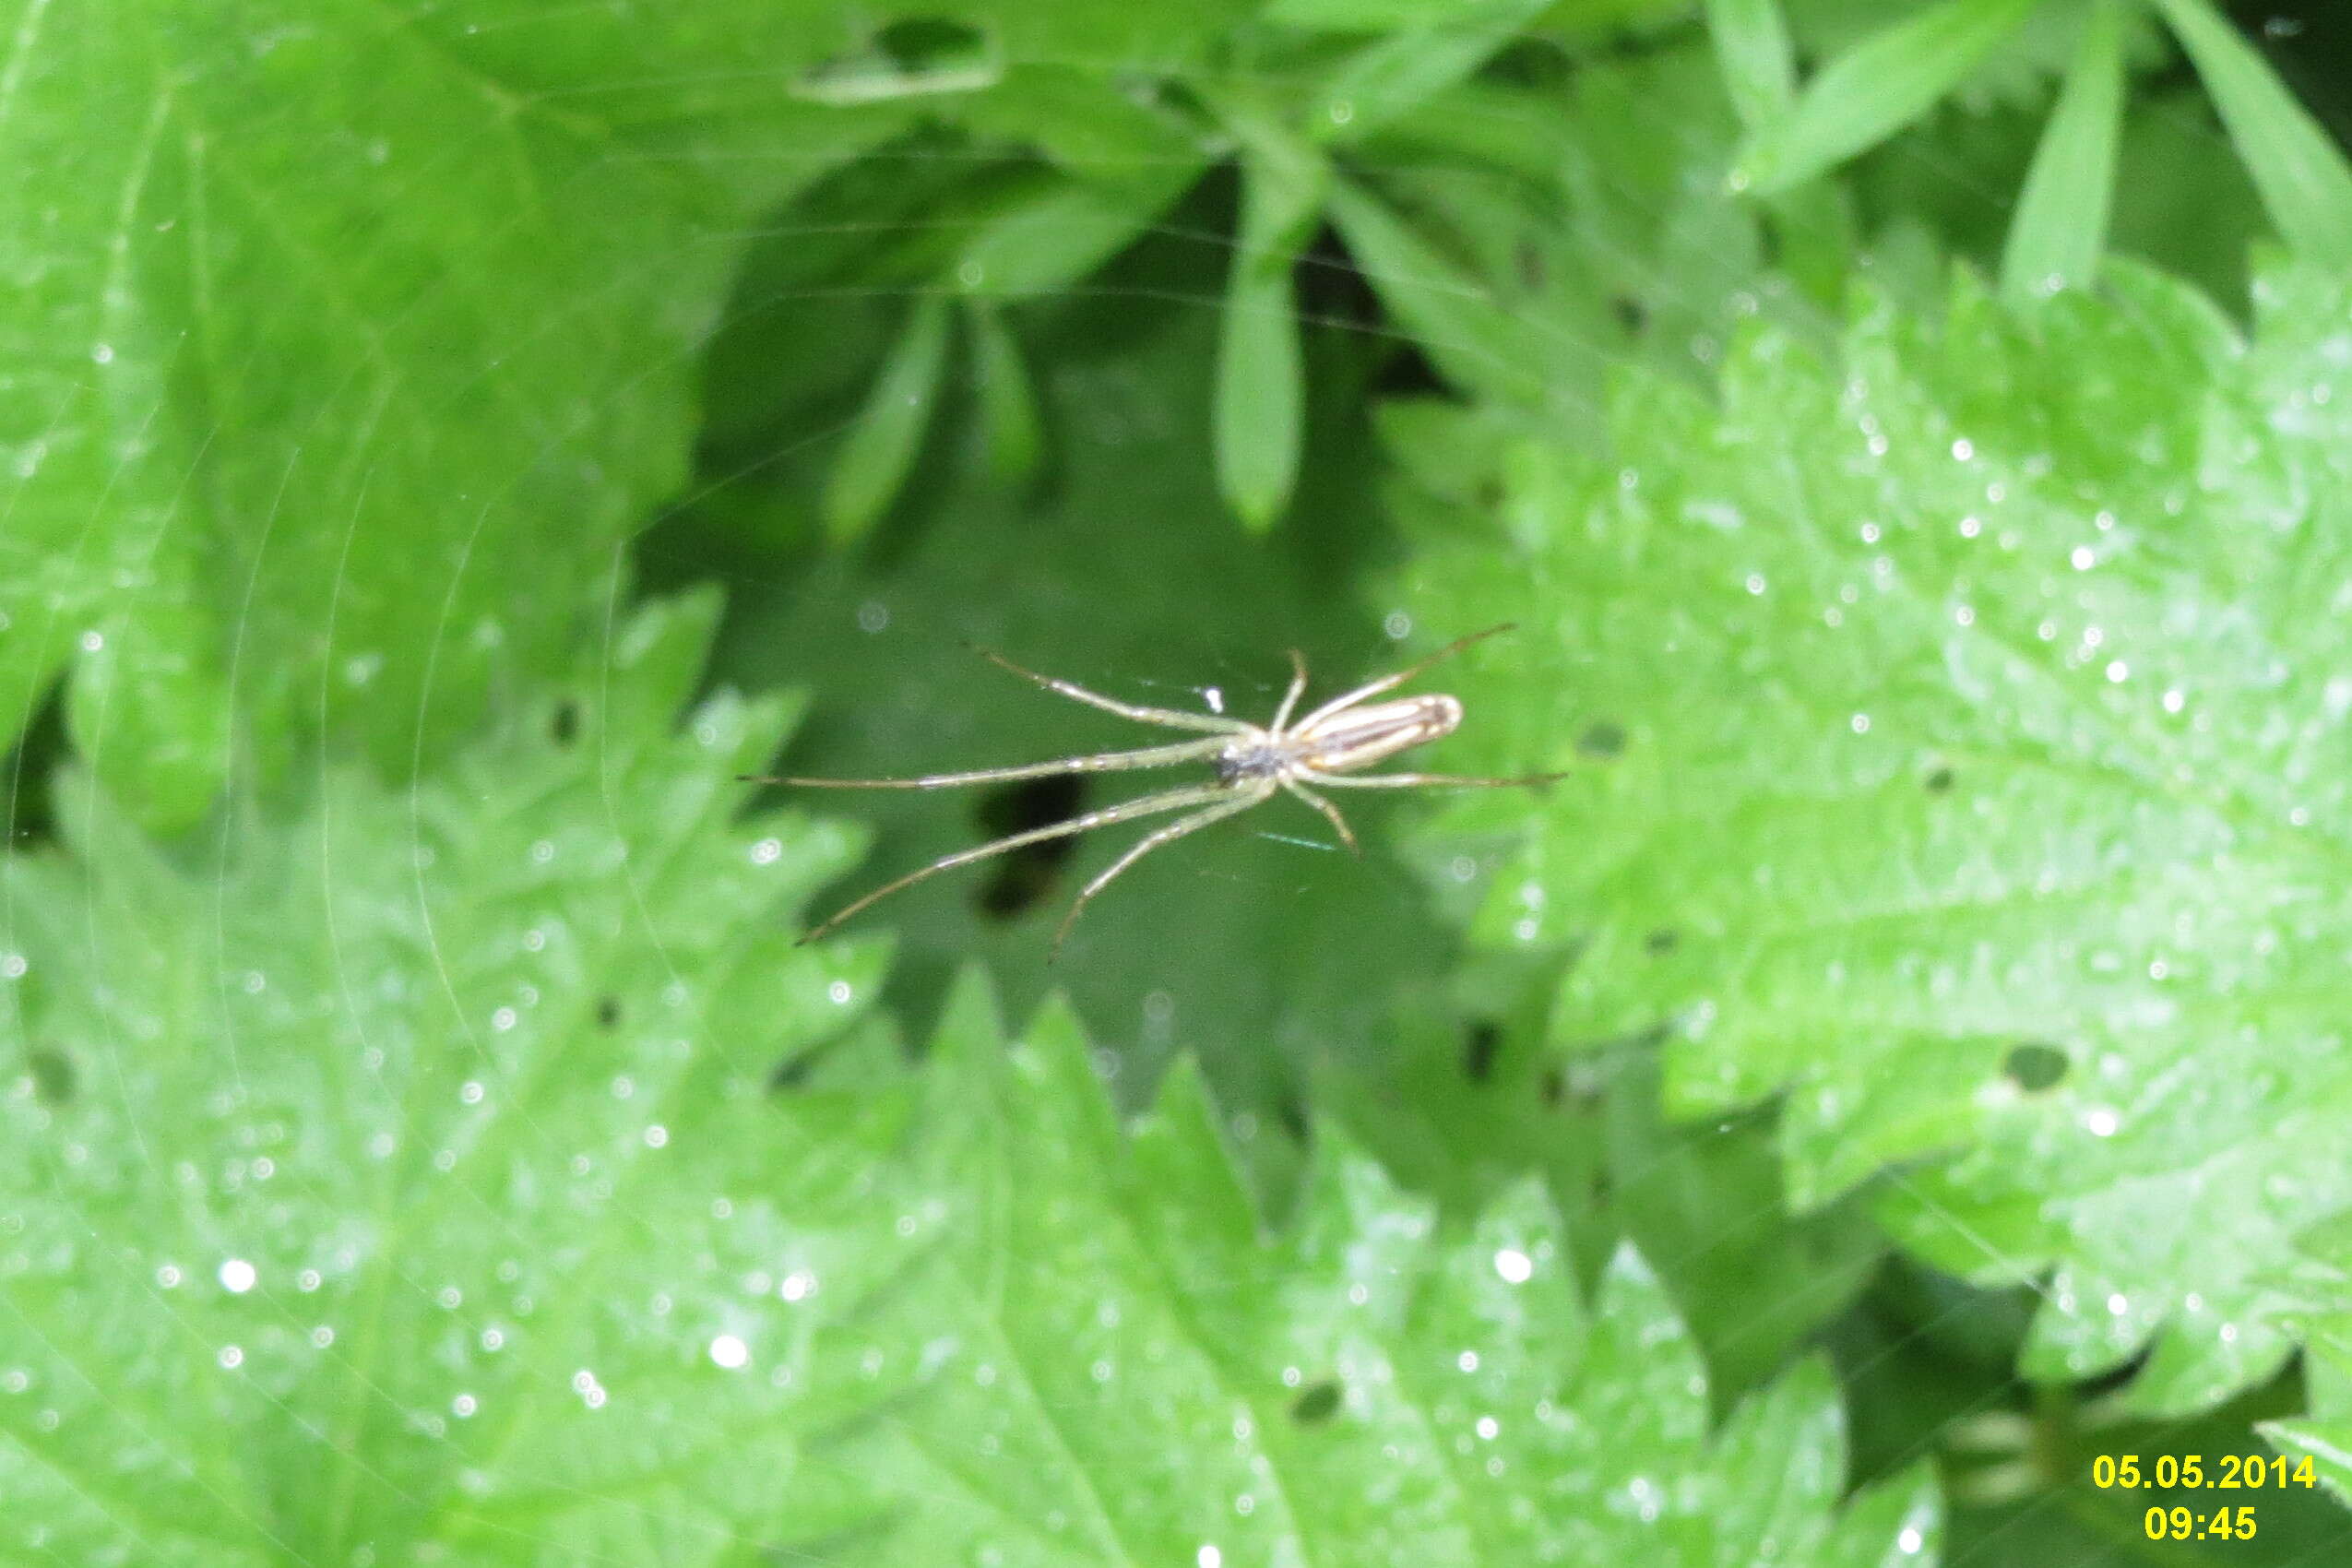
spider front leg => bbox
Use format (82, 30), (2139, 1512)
(1294, 623), (1515, 730)
(971, 647), (1249, 735)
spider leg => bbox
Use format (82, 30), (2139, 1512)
(1295, 624), (1516, 731)
(740, 734), (1229, 790)
(1281, 778), (1360, 856)
(1305, 769), (1568, 790)
(1050, 784), (1274, 959)
(1269, 648), (1310, 732)
(797, 781), (1235, 944)
(970, 646), (1250, 734)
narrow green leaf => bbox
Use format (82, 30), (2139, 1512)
(2149, 0), (2352, 258)
(2000, 0), (2125, 301)
(1215, 113), (1326, 529)
(1731, 0), (2041, 195)
(1327, 177), (1549, 408)
(963, 299), (1042, 484)
(822, 293), (952, 543)
(955, 166), (1202, 298)
(1705, 0), (1798, 128)
(1217, 251), (1306, 531)
(1313, 0), (1556, 145)
(1264, 0), (1526, 27)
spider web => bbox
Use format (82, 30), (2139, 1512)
(5, 0), (2351, 1563)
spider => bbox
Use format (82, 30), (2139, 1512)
(742, 623), (1562, 956)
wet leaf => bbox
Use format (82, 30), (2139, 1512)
(0, 592), (896, 1560)
(783, 973), (1942, 1566)
(1393, 256), (2352, 1417)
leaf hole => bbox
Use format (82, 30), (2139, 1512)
(1924, 765), (1955, 794)
(2, 678), (67, 851)
(1644, 928), (1680, 956)
(1461, 1019), (1503, 1083)
(596, 996), (622, 1028)
(1575, 720), (1626, 760)
(1289, 1379), (1342, 1424)
(2002, 1041), (2069, 1092)
(1610, 294), (1647, 335)
(550, 699), (580, 746)
(28, 1049), (74, 1106)
(974, 775), (1087, 920)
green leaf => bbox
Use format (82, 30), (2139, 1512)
(1999, 0), (2124, 302)
(1392, 257), (2352, 1418)
(1731, 0), (2041, 195)
(1216, 111), (1327, 529)
(703, 261), (1457, 1197)
(0, 7), (749, 817)
(0, 591), (901, 1559)
(955, 165), (1207, 298)
(791, 977), (1944, 1565)
(1336, 972), (1885, 1406)
(1328, 177), (1551, 409)
(2148, 0), (2352, 260)
(822, 293), (954, 542)
(1216, 243), (1307, 532)
(2259, 1222), (2352, 1511)
(1310, 0), (1558, 146)
(964, 299), (1044, 483)
(1706, 0), (1799, 128)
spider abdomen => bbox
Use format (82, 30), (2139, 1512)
(1295, 694), (1463, 774)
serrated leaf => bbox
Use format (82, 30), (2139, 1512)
(0, 6), (746, 817)
(2148, 0), (2352, 261)
(1732, 0), (2041, 195)
(788, 974), (1944, 1565)
(823, 293), (954, 542)
(1999, 0), (2123, 302)
(1334, 973), (1884, 1405)
(0, 592), (903, 1560)
(2260, 1229), (2352, 1511)
(1392, 256), (2352, 1417)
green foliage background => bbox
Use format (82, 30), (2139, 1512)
(7, 0), (2352, 1562)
